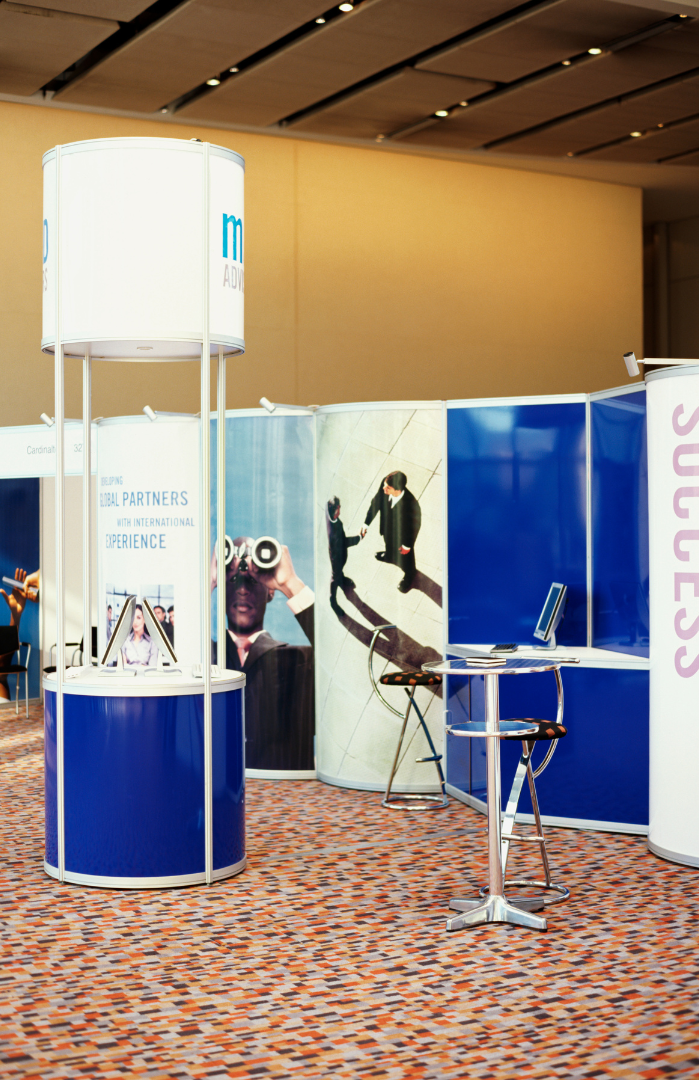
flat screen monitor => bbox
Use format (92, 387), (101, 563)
(534, 583), (567, 644)
(101, 595), (136, 666)
(142, 596), (178, 664)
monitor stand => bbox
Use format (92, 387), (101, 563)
(535, 632), (557, 650)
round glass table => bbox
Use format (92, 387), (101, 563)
(423, 656), (566, 931)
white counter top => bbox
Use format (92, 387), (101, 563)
(43, 666), (246, 697)
(448, 644), (650, 670)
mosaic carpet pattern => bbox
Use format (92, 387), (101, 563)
(2, 704), (699, 1078)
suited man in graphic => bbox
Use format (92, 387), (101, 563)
(326, 496), (361, 617)
(211, 537), (314, 771)
(361, 470), (421, 593)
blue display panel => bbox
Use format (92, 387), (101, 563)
(212, 688), (245, 870)
(44, 692), (58, 868)
(591, 391), (649, 656)
(447, 403), (587, 645)
(0, 478), (40, 698)
(446, 666), (649, 827)
(45, 688), (245, 880)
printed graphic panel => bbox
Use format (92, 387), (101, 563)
(0, 478), (40, 701)
(315, 406), (444, 791)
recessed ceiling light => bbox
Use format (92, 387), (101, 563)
(376, 134), (385, 142)
(588, 47), (602, 55)
(339, 3), (353, 10)
(315, 16), (326, 23)
(206, 77), (221, 86)
(435, 110), (449, 118)
(229, 66), (239, 72)
(566, 151), (574, 157)
(459, 100), (468, 107)
(160, 108), (168, 114)
(630, 131), (642, 137)
(657, 123), (664, 128)
(562, 59), (571, 66)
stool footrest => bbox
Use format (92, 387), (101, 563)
(501, 832), (545, 843)
(415, 754), (442, 763)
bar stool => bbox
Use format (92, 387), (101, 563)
(479, 666), (570, 907)
(368, 624), (448, 811)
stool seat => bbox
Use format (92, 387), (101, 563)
(380, 670), (442, 687)
(501, 719), (567, 741)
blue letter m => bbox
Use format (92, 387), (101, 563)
(222, 213), (243, 262)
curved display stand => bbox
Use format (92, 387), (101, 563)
(42, 136), (245, 888)
(646, 361), (699, 867)
(43, 669), (246, 888)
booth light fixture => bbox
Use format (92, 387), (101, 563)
(143, 405), (157, 422)
(588, 47), (602, 55)
(206, 78), (221, 86)
(623, 351), (640, 377)
(40, 413), (54, 428)
(260, 397), (316, 414)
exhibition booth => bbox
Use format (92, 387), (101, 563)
(1, 135), (695, 909)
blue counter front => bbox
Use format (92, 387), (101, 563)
(43, 669), (246, 889)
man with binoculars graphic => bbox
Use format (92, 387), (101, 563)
(211, 535), (314, 772)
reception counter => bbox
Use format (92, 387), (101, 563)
(43, 667), (246, 888)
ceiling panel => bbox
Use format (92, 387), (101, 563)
(397, 23), (699, 151)
(495, 70), (699, 155)
(291, 68), (495, 138)
(418, 0), (667, 84)
(58, 0), (331, 111)
(179, 0), (517, 126)
(671, 147), (699, 164)
(20, 1), (154, 17)
(0, 6), (119, 97)
(582, 116), (699, 161)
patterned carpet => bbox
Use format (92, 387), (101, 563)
(1, 704), (699, 1079)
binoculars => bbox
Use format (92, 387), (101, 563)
(218, 535), (282, 572)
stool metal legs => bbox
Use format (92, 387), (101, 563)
(382, 686), (448, 811)
(447, 673), (547, 931)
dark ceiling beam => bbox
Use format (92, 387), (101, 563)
(279, 0), (567, 129)
(47, 0), (193, 96)
(387, 13), (691, 142)
(572, 108), (699, 159)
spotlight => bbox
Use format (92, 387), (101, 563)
(588, 47), (602, 55)
(623, 352), (640, 378)
(630, 131), (642, 138)
(229, 66), (239, 73)
(260, 397), (276, 414)
(315, 16), (325, 23)
(160, 107), (168, 114)
(657, 123), (664, 128)
(339, 3), (353, 10)
(435, 110), (449, 118)
(376, 134), (385, 142)
(566, 151), (574, 157)
(40, 413), (55, 428)
(562, 59), (571, 66)
(206, 78), (221, 86)
(459, 101), (469, 107)
(143, 406), (157, 422)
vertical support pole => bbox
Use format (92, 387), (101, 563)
(484, 673), (503, 897)
(654, 221), (669, 357)
(585, 395), (592, 649)
(217, 346), (226, 669)
(54, 144), (66, 883)
(83, 353), (91, 666)
(201, 142), (213, 885)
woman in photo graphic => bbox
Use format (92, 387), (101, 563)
(121, 603), (158, 667)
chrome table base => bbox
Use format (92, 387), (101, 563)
(447, 894), (546, 931)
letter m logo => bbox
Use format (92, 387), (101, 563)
(222, 213), (243, 262)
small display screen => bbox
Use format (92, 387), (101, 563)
(535, 583), (565, 639)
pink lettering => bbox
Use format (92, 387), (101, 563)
(675, 573), (699, 601)
(673, 487), (699, 518)
(673, 404), (699, 436)
(675, 646), (699, 678)
(673, 444), (699, 476)
(674, 608), (699, 640)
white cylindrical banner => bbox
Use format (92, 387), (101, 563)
(42, 137), (244, 359)
(647, 363), (699, 867)
(97, 416), (200, 666)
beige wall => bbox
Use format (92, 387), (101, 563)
(0, 100), (643, 426)
(669, 215), (699, 359)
